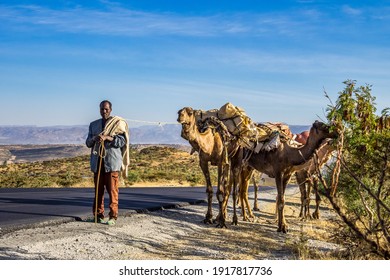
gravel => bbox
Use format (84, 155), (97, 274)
(0, 185), (343, 260)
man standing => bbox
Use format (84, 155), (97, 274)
(86, 100), (129, 225)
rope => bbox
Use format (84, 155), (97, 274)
(94, 141), (106, 224)
(125, 119), (178, 126)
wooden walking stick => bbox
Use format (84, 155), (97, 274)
(94, 140), (106, 224)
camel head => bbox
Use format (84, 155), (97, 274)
(309, 121), (338, 142)
(177, 107), (195, 126)
(177, 107), (196, 139)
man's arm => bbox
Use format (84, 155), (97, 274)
(86, 124), (96, 148)
(108, 134), (126, 148)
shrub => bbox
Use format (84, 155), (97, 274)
(320, 80), (390, 259)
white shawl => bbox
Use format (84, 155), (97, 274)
(101, 116), (130, 178)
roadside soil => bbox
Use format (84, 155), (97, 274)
(0, 185), (344, 260)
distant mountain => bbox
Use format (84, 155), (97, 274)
(0, 124), (187, 145)
(0, 126), (88, 145)
(130, 124), (187, 144)
(0, 124), (310, 145)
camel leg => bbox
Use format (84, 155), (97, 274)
(276, 174), (289, 233)
(252, 174), (260, 211)
(296, 173), (306, 219)
(306, 178), (313, 219)
(232, 177), (238, 226)
(236, 183), (241, 210)
(238, 171), (247, 220)
(240, 168), (255, 221)
(231, 165), (241, 226)
(312, 177), (321, 219)
(200, 160), (213, 224)
(216, 162), (228, 228)
(239, 182), (246, 220)
(221, 174), (233, 221)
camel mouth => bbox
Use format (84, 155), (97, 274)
(323, 137), (335, 146)
(178, 120), (190, 126)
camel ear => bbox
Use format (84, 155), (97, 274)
(313, 120), (324, 130)
(186, 107), (194, 116)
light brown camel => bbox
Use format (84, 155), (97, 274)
(296, 139), (335, 219)
(225, 121), (337, 233)
(177, 107), (236, 224)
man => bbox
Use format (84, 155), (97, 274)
(86, 100), (129, 225)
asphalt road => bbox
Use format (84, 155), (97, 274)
(0, 187), (212, 232)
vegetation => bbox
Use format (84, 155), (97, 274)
(320, 80), (390, 259)
(0, 155), (90, 188)
(0, 146), (218, 188)
(127, 146), (216, 186)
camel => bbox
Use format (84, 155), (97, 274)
(230, 124), (305, 222)
(296, 139), (335, 219)
(252, 130), (309, 212)
(251, 140), (333, 221)
(177, 107), (236, 224)
(225, 120), (337, 233)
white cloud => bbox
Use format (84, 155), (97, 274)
(0, 4), (321, 38)
(342, 5), (362, 16)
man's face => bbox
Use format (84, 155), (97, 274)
(100, 102), (112, 120)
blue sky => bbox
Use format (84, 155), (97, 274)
(0, 0), (389, 127)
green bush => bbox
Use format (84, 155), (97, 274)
(127, 171), (140, 185)
(323, 80), (390, 259)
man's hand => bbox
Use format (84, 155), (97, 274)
(94, 135), (114, 143)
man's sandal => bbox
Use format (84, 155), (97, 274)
(85, 217), (105, 223)
(107, 219), (116, 226)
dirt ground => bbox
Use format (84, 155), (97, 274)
(0, 185), (343, 260)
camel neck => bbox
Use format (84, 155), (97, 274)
(186, 124), (214, 154)
(291, 135), (323, 166)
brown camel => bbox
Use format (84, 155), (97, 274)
(252, 129), (308, 212)
(250, 130), (333, 220)
(225, 121), (337, 233)
(177, 107), (236, 224)
(296, 139), (335, 219)
(232, 124), (303, 222)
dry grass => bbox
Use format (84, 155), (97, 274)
(0, 145), (217, 188)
